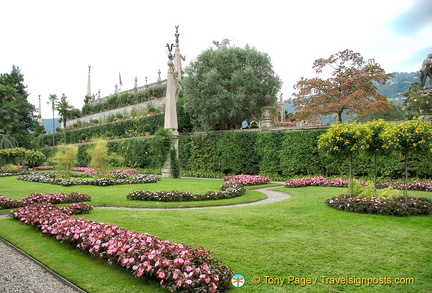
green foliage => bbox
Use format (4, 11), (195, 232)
(53, 145), (78, 179)
(170, 148), (180, 178)
(381, 119), (432, 195)
(87, 138), (110, 178)
(1, 163), (19, 172)
(377, 187), (401, 200)
(183, 45), (282, 130)
(216, 132), (242, 174)
(346, 179), (364, 196)
(0, 134), (19, 149)
(0, 66), (38, 148)
(403, 82), (432, 118)
(255, 131), (284, 175)
(25, 150), (46, 168)
(280, 130), (323, 176)
(150, 128), (173, 167)
(0, 147), (27, 159)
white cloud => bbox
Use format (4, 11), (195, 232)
(1, 0), (428, 118)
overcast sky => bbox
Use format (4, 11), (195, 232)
(1, 0), (431, 118)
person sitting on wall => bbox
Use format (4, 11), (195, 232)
(241, 119), (249, 129)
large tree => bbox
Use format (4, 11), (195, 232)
(183, 45), (282, 130)
(0, 66), (37, 148)
(293, 49), (393, 123)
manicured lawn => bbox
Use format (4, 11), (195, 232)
(0, 176), (267, 212)
(1, 176), (431, 292)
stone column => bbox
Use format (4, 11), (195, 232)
(261, 106), (273, 128)
(161, 60), (180, 178)
(164, 60), (179, 135)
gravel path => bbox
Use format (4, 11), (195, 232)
(0, 237), (86, 293)
(0, 186), (290, 292)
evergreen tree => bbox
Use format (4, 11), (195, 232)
(0, 66), (37, 148)
(183, 45), (282, 130)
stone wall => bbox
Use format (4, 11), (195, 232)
(65, 98), (165, 127)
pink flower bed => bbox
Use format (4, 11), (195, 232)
(33, 166), (54, 170)
(71, 167), (94, 173)
(0, 192), (91, 210)
(285, 177), (432, 192)
(284, 176), (366, 188)
(11, 203), (232, 292)
(376, 181), (432, 192)
(23, 192), (91, 204)
(110, 169), (139, 175)
(224, 174), (271, 186)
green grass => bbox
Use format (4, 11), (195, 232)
(0, 176), (267, 211)
(1, 177), (432, 292)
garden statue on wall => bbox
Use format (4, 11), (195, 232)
(420, 53), (432, 88)
(212, 38), (231, 49)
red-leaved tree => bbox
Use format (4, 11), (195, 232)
(293, 49), (394, 123)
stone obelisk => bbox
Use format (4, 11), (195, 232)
(161, 27), (182, 178)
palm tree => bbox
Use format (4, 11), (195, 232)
(56, 94), (73, 128)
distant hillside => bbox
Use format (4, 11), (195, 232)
(376, 71), (419, 100)
(41, 118), (61, 134)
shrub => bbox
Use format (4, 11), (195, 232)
(0, 163), (21, 173)
(87, 138), (110, 178)
(25, 150), (46, 168)
(53, 145), (78, 179)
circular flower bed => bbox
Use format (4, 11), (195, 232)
(127, 183), (245, 202)
(326, 195), (432, 216)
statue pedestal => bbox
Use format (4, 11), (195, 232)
(261, 106), (273, 128)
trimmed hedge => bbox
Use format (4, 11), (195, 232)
(37, 128), (432, 180)
(178, 130), (432, 179)
(34, 114), (164, 147)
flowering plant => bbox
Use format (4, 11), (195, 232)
(127, 184), (245, 202)
(11, 203), (232, 292)
(326, 195), (432, 216)
(0, 192), (91, 210)
(0, 195), (26, 209)
(284, 176), (366, 188)
(224, 174), (271, 185)
(71, 167), (95, 173)
(18, 172), (160, 186)
(33, 166), (55, 170)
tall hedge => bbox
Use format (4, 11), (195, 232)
(177, 130), (432, 179)
(38, 128), (432, 179)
